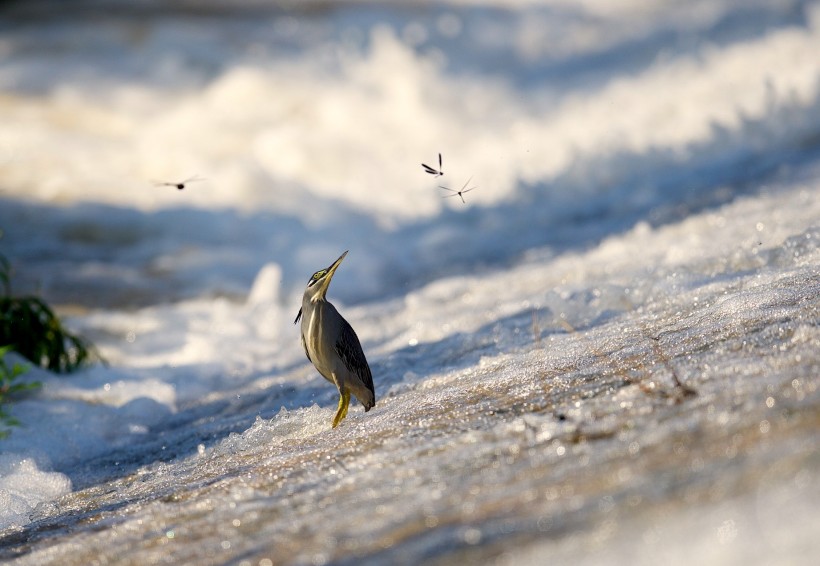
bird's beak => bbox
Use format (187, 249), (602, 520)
(317, 250), (348, 295)
(326, 250), (348, 279)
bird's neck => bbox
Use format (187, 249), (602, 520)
(305, 292), (327, 305)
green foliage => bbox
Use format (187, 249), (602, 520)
(0, 251), (97, 373)
(0, 345), (40, 439)
(0, 295), (94, 373)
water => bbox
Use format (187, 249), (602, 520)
(1, 1), (819, 564)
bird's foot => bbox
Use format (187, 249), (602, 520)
(332, 389), (351, 428)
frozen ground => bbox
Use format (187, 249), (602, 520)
(0, 0), (819, 564)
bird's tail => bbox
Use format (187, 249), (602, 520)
(359, 390), (375, 412)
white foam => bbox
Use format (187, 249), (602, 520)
(0, 455), (72, 531)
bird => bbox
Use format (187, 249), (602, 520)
(294, 251), (375, 428)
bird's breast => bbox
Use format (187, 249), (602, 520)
(302, 301), (334, 377)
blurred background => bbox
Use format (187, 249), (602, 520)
(2, 0), (818, 313)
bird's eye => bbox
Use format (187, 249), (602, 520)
(307, 269), (327, 287)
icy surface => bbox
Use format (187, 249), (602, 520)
(0, 1), (819, 564)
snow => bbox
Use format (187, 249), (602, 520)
(0, 0), (819, 563)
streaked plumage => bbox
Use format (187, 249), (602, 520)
(295, 251), (375, 428)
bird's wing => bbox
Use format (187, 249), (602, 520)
(300, 331), (312, 363)
(334, 319), (374, 395)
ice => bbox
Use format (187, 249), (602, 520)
(0, 0), (819, 564)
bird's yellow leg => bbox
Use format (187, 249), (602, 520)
(332, 389), (351, 428)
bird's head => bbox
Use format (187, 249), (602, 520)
(295, 251), (348, 324)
